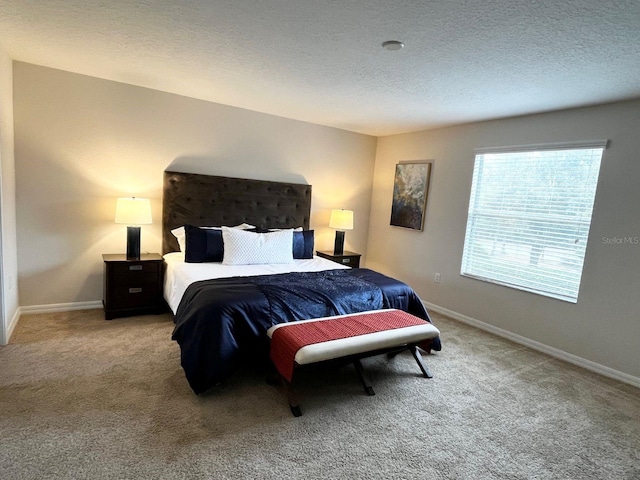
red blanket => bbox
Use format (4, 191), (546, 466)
(270, 310), (427, 382)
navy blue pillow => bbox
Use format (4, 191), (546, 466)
(184, 225), (224, 263)
(293, 230), (314, 259)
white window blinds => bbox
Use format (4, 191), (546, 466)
(461, 141), (606, 303)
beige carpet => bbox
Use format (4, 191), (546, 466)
(1, 309), (638, 479)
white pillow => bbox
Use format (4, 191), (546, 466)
(170, 223), (255, 252)
(222, 227), (294, 265)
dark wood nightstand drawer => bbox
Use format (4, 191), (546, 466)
(316, 250), (361, 268)
(112, 268), (160, 285)
(337, 256), (358, 267)
(111, 261), (160, 276)
(110, 284), (161, 310)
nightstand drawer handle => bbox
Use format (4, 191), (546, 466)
(129, 287), (143, 294)
(129, 265), (143, 271)
(342, 259), (351, 264)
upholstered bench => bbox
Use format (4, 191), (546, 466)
(267, 309), (440, 417)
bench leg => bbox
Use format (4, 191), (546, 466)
(410, 345), (433, 378)
(279, 375), (303, 417)
(353, 359), (375, 396)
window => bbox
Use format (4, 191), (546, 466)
(461, 141), (606, 303)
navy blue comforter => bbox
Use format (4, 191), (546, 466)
(172, 268), (440, 394)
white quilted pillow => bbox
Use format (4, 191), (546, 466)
(222, 227), (294, 265)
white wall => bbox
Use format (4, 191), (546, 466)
(0, 47), (19, 344)
(13, 62), (377, 307)
(368, 100), (640, 381)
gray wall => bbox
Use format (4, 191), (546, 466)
(0, 47), (19, 344)
(367, 100), (640, 380)
(13, 63), (377, 307)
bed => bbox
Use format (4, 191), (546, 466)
(163, 171), (441, 394)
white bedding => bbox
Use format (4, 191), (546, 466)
(163, 252), (350, 314)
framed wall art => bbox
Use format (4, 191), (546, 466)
(390, 160), (433, 231)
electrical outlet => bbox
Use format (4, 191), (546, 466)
(434, 273), (441, 283)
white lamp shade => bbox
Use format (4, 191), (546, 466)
(115, 197), (152, 225)
(329, 209), (354, 230)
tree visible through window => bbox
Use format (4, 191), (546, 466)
(461, 142), (606, 303)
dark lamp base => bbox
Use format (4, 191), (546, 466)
(333, 230), (345, 255)
(126, 226), (141, 260)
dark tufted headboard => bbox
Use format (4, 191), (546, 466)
(162, 171), (312, 254)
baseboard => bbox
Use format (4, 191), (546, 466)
(7, 306), (20, 337)
(2, 306), (22, 345)
(423, 301), (640, 389)
(20, 301), (103, 315)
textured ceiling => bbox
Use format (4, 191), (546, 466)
(1, 0), (639, 136)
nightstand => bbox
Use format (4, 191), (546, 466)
(102, 253), (166, 320)
(316, 250), (361, 268)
